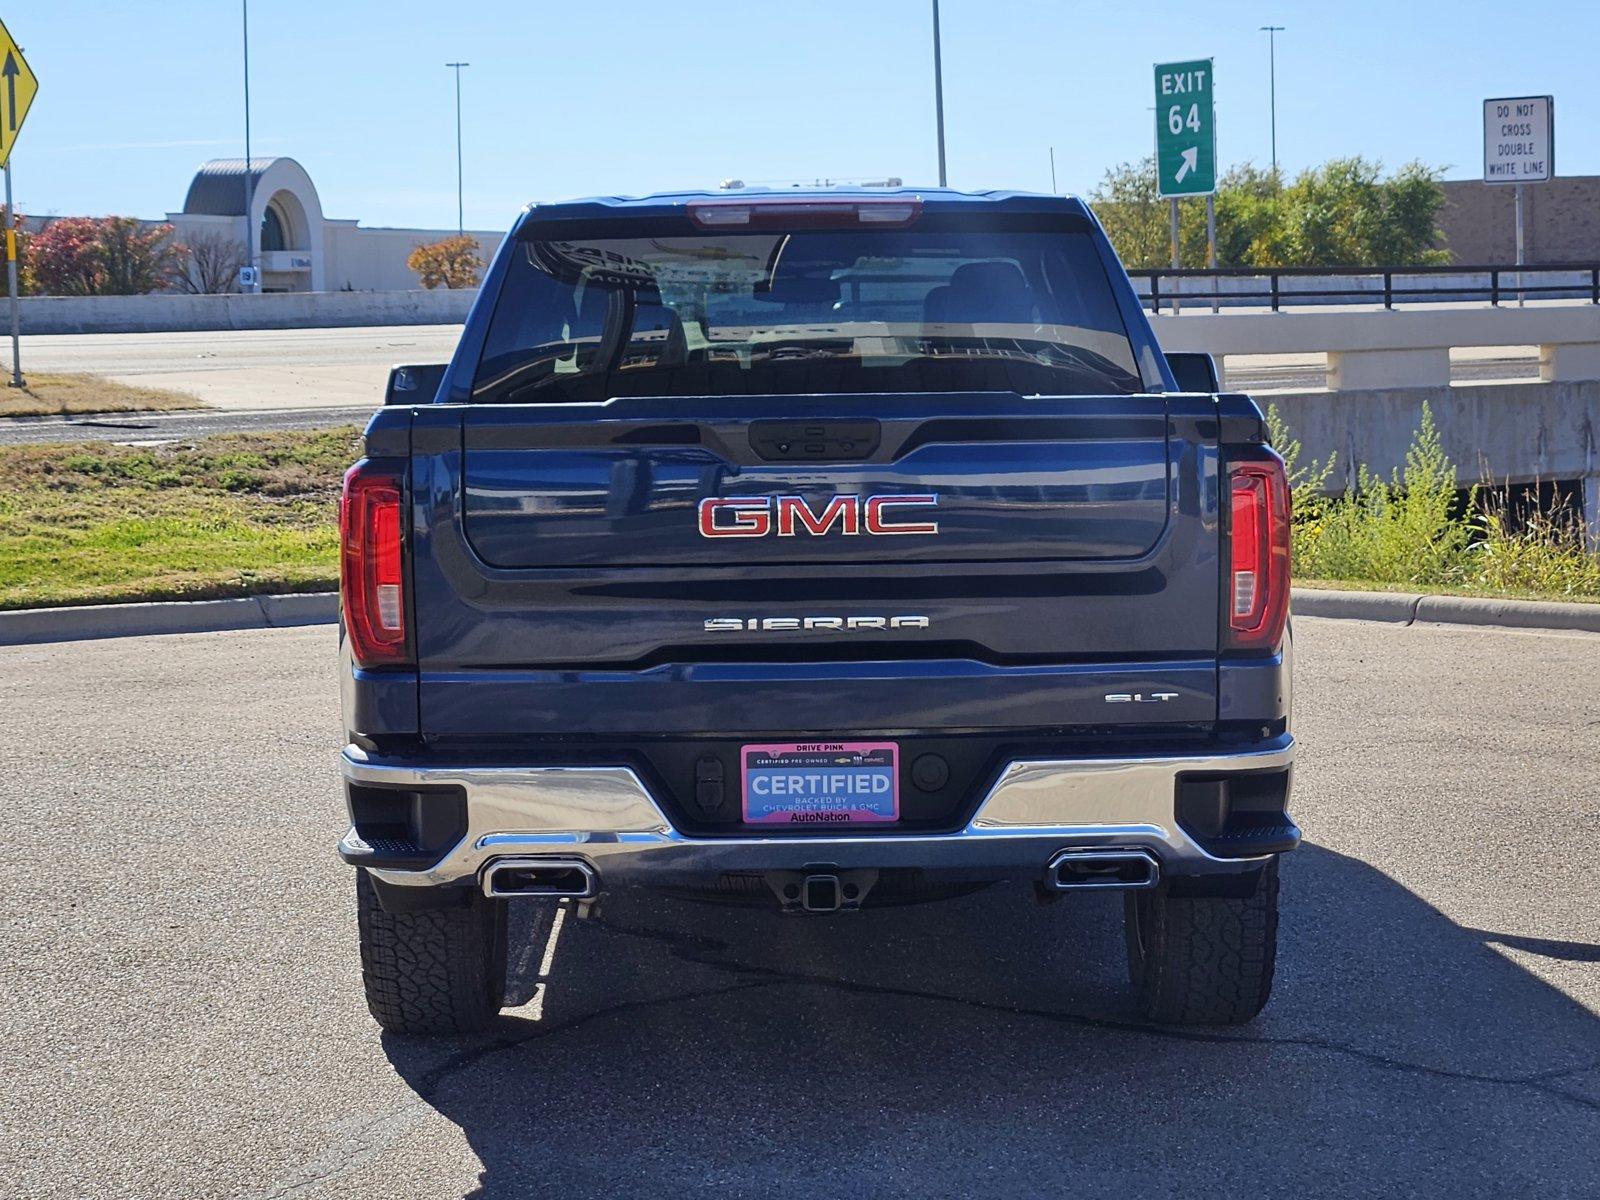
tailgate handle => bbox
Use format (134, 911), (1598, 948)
(749, 419), (880, 462)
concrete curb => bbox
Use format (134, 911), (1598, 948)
(1291, 589), (1423, 624)
(1411, 593), (1600, 632)
(3, 587), (1598, 647)
(1293, 588), (1600, 633)
(0, 592), (338, 646)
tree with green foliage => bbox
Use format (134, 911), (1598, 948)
(1088, 156), (1449, 269)
(1208, 163), (1281, 266)
(1083, 156), (1172, 270)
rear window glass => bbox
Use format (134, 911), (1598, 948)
(472, 223), (1142, 402)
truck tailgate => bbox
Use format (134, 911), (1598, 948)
(407, 392), (1222, 735)
(461, 395), (1171, 567)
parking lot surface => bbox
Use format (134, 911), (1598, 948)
(2, 617), (1596, 1198)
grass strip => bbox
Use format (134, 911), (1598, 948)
(0, 372), (203, 418)
(0, 419), (1594, 611)
(0, 426), (357, 609)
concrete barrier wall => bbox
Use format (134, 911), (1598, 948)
(1265, 380), (1599, 488)
(20, 288), (481, 335)
(1264, 380), (1600, 541)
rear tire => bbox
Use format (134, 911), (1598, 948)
(356, 869), (508, 1035)
(1123, 858), (1279, 1026)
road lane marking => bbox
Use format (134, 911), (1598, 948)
(524, 902), (569, 1021)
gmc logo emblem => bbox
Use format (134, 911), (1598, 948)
(698, 494), (940, 538)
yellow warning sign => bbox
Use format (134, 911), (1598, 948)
(0, 19), (38, 168)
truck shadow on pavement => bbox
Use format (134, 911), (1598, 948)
(381, 843), (1600, 1198)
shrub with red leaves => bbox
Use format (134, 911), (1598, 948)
(30, 216), (187, 296)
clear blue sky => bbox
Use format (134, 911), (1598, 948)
(10, 0), (1600, 231)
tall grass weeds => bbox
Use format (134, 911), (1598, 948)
(1268, 403), (1600, 601)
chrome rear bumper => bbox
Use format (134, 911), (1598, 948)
(339, 740), (1296, 891)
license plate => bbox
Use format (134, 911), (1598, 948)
(741, 741), (899, 826)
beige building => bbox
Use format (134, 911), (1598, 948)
(168, 157), (503, 293)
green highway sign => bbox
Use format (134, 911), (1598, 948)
(1154, 59), (1216, 197)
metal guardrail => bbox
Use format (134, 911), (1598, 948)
(1128, 263), (1600, 314)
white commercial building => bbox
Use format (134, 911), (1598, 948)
(168, 157), (503, 293)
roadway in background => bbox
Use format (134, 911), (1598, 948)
(2, 617), (1596, 1197)
(17, 325), (465, 411)
(0, 325), (1545, 446)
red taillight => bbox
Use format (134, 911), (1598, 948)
(340, 462), (410, 667)
(1226, 456), (1291, 650)
(687, 196), (923, 230)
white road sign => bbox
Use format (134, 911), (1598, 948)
(1483, 96), (1553, 184)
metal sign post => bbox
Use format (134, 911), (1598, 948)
(1483, 95), (1553, 308)
(5, 161), (17, 387)
(1515, 182), (1526, 305)
(1169, 198), (1181, 314)
(1206, 193), (1218, 312)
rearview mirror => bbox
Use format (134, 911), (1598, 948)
(1164, 351), (1220, 393)
(384, 363), (448, 406)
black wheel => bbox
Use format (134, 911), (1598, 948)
(1123, 858), (1279, 1026)
(355, 869), (508, 1035)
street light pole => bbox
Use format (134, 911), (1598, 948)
(1260, 25), (1285, 181)
(242, 0), (256, 291)
(931, 0), (947, 186)
(447, 62), (470, 235)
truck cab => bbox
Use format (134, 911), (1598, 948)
(338, 188), (1295, 1034)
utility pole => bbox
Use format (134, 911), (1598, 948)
(447, 62), (470, 234)
(931, 0), (947, 186)
(1260, 25), (1284, 181)
(241, 0), (256, 293)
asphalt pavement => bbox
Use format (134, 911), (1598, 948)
(17, 325), (465, 410)
(2, 617), (1598, 1198)
(0, 324), (459, 445)
(0, 403), (376, 445)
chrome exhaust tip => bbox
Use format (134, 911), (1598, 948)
(482, 857), (598, 900)
(1045, 849), (1160, 891)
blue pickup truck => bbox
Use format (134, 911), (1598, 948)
(337, 188), (1296, 1034)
